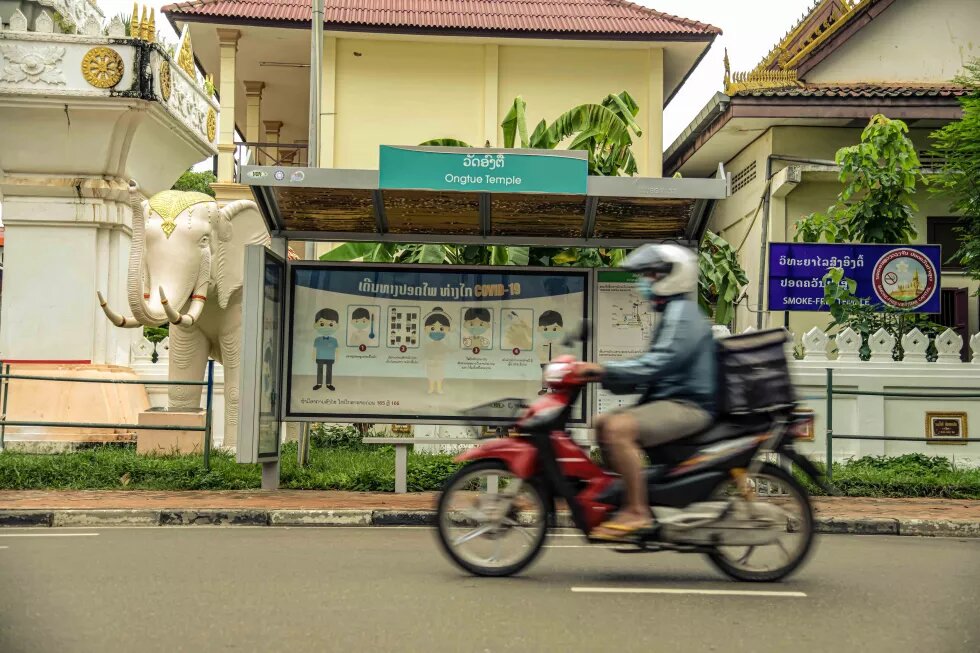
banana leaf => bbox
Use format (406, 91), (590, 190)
(501, 97), (530, 149)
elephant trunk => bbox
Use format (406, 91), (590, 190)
(161, 246), (211, 326)
(126, 185), (168, 327)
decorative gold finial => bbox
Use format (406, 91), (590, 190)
(139, 6), (148, 40)
(177, 26), (195, 78)
(723, 48), (731, 90)
(130, 3), (139, 39)
(146, 9), (155, 43)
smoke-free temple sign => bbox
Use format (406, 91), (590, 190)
(768, 243), (941, 313)
(379, 146), (588, 195)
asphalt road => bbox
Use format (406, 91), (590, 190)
(1, 528), (977, 653)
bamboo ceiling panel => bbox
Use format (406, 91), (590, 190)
(274, 187), (376, 233)
(593, 197), (694, 239)
(382, 190), (480, 235)
(490, 194), (587, 238)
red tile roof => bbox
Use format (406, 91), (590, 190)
(733, 83), (968, 99)
(163, 0), (720, 37)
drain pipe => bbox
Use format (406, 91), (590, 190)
(754, 154), (839, 329)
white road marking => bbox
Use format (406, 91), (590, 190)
(571, 587), (807, 598)
(0, 545), (8, 549)
(0, 532), (99, 538)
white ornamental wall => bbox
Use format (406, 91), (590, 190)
(130, 337), (227, 448)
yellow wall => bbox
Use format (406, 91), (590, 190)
(333, 38), (486, 169)
(327, 37), (664, 175)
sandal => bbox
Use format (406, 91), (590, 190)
(589, 521), (653, 542)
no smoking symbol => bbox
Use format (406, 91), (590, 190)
(884, 272), (898, 285)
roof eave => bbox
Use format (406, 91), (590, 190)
(664, 93), (965, 176)
(163, 11), (719, 43)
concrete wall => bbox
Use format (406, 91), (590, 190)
(806, 0), (980, 84)
(704, 131), (774, 331)
(328, 39), (664, 175)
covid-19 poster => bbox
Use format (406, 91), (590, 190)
(286, 264), (590, 423)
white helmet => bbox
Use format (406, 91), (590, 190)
(622, 243), (698, 298)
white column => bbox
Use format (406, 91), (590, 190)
(263, 120), (282, 163)
(243, 81), (264, 144)
(216, 29), (241, 182)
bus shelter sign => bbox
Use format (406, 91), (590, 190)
(379, 146), (588, 195)
(768, 243), (941, 313)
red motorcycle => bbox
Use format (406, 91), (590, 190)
(435, 322), (833, 581)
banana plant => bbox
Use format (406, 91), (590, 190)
(422, 91), (641, 177)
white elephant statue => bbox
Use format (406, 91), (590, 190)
(98, 181), (270, 449)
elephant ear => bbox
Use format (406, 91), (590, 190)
(213, 200), (272, 309)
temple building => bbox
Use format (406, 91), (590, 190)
(665, 0), (979, 355)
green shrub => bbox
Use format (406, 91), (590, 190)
(309, 424), (365, 450)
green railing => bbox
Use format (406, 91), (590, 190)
(824, 368), (980, 481)
(0, 360), (217, 470)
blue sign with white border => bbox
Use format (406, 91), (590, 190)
(768, 243), (942, 313)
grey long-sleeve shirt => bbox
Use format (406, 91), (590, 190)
(601, 297), (717, 414)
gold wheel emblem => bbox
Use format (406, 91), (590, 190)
(206, 108), (217, 142)
(82, 47), (124, 89)
(159, 62), (172, 102)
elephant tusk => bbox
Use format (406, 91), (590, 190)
(158, 287), (192, 325)
(97, 291), (143, 328)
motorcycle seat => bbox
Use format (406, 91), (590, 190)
(681, 414), (774, 446)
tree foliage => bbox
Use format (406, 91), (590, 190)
(929, 58), (980, 277)
(794, 114), (922, 244)
(172, 170), (217, 197)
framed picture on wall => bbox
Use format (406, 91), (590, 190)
(925, 412), (968, 445)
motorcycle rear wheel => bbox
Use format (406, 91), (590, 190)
(705, 462), (815, 582)
(436, 460), (549, 577)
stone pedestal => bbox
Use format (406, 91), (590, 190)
(0, 364), (149, 443)
(136, 408), (206, 455)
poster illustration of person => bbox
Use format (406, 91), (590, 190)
(461, 307), (493, 349)
(348, 306), (377, 347)
(313, 308), (340, 391)
(423, 307), (452, 395)
(536, 310), (564, 394)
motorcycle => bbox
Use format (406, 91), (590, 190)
(435, 321), (835, 581)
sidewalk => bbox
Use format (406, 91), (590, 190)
(1, 490), (978, 536)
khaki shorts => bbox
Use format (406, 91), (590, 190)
(618, 399), (713, 448)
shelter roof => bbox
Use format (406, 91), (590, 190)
(161, 0), (720, 39)
(241, 156), (729, 247)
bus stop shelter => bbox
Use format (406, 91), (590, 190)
(235, 147), (729, 487)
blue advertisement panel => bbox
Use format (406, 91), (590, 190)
(768, 243), (941, 313)
(286, 264), (590, 423)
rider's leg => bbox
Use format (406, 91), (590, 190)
(597, 412), (651, 527)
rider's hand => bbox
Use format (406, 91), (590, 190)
(574, 363), (605, 381)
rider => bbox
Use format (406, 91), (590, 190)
(576, 244), (717, 541)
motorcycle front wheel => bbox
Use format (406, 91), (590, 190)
(705, 462), (816, 582)
(436, 460), (549, 577)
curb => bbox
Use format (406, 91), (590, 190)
(0, 510), (977, 537)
